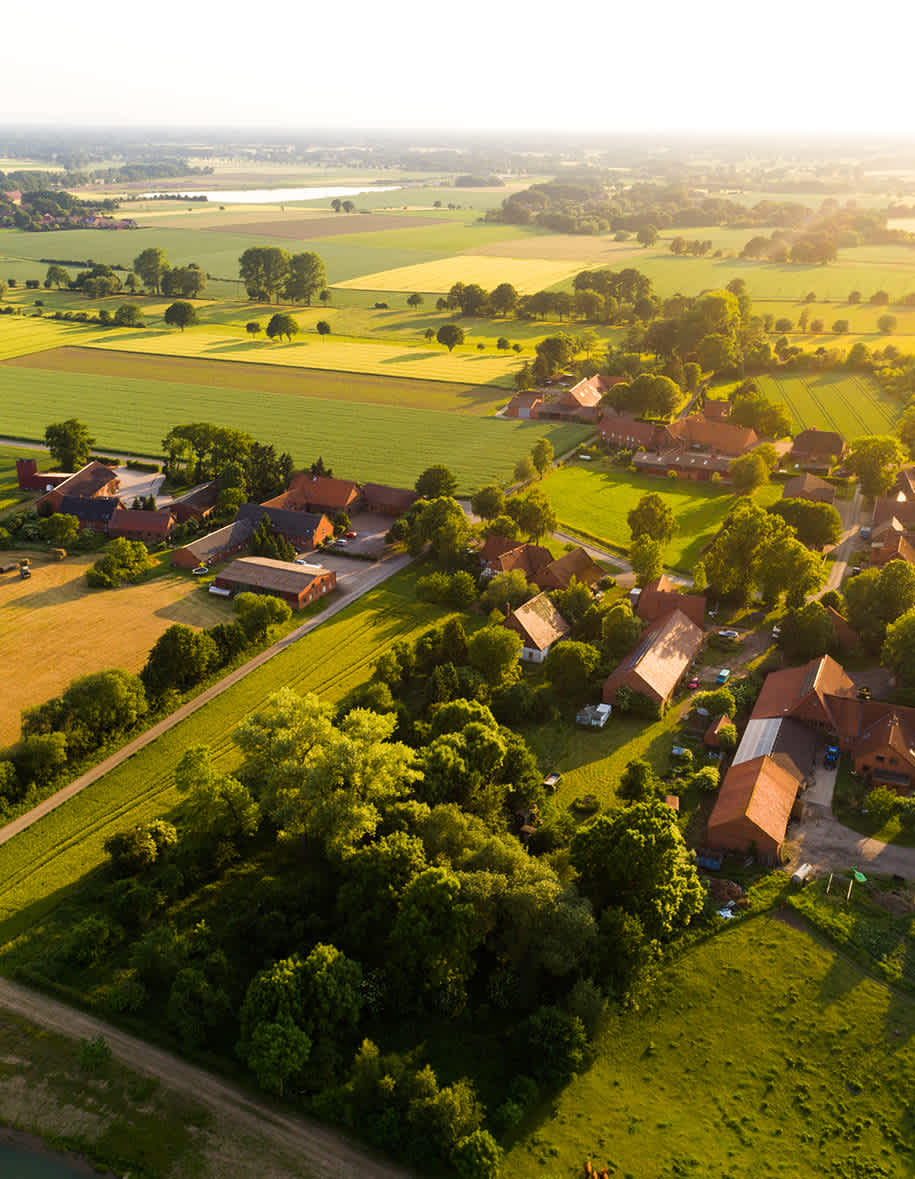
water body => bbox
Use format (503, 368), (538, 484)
(0, 1143), (90, 1177)
(141, 184), (403, 204)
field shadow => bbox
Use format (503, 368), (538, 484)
(203, 340), (275, 354)
(378, 351), (441, 364)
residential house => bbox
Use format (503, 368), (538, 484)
(234, 503), (333, 551)
(617, 412), (760, 483)
(636, 575), (707, 630)
(108, 508), (176, 543)
(871, 531), (915, 568)
(781, 473), (836, 506)
(789, 428), (847, 472)
(503, 593), (570, 662)
(169, 481), (219, 524)
(824, 605), (860, 651)
(362, 483), (417, 516)
(660, 414), (759, 456)
(554, 374), (611, 423)
(505, 391), (546, 420)
(267, 472), (361, 516)
(37, 461), (120, 515)
(480, 538), (602, 592)
(213, 557), (336, 610)
(533, 547), (604, 591)
(602, 609), (704, 709)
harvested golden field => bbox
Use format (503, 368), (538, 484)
(464, 233), (646, 264)
(332, 254), (581, 294)
(0, 553), (227, 745)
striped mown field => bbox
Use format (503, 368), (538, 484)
(757, 372), (898, 437)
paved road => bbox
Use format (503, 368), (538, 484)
(818, 487), (863, 595)
(551, 529), (690, 588)
(0, 553), (412, 849)
(0, 977), (412, 1179)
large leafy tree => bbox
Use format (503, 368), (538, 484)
(779, 600), (838, 661)
(284, 251), (326, 305)
(601, 600), (643, 661)
(265, 312), (298, 342)
(508, 487), (558, 540)
(164, 301), (198, 331)
(628, 492), (675, 544)
(415, 465), (458, 498)
(44, 418), (94, 471)
(239, 246), (290, 302)
(846, 559), (915, 647)
(882, 609), (915, 695)
(770, 499), (842, 549)
(174, 745), (260, 852)
(847, 435), (906, 497)
(141, 624), (218, 697)
(437, 323), (465, 351)
(133, 247), (169, 293)
(630, 534), (664, 587)
(544, 641), (600, 700)
(704, 499), (789, 604)
(571, 799), (704, 939)
(466, 626), (522, 686)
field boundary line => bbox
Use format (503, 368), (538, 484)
(0, 555), (413, 851)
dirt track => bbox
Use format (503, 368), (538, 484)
(0, 977), (412, 1179)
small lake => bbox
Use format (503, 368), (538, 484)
(141, 184), (404, 204)
(0, 1142), (90, 1177)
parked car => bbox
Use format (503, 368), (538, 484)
(344, 530), (357, 539)
(718, 629), (740, 640)
(771, 624), (782, 639)
(332, 537), (348, 547)
(716, 669), (731, 685)
(849, 566), (862, 577)
(824, 744), (839, 769)
(859, 526), (872, 539)
(687, 676), (700, 690)
(857, 685), (872, 700)
(192, 565), (208, 576)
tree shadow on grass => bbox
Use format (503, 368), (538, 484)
(378, 351), (441, 364)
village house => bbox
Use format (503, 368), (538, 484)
(702, 398), (731, 421)
(505, 375), (619, 423)
(602, 609), (704, 709)
(36, 461), (120, 515)
(504, 391), (545, 420)
(789, 428), (847, 472)
(781, 473), (836, 506)
(479, 537), (602, 591)
(706, 756), (805, 864)
(235, 503), (334, 551)
(362, 483), (417, 516)
(57, 495), (121, 533)
(265, 472), (361, 517)
(108, 508), (176, 543)
(601, 411), (760, 483)
(503, 593), (570, 662)
(635, 575), (707, 630)
(598, 412), (659, 449)
(169, 481), (219, 524)
(171, 518), (255, 569)
(212, 557), (336, 610)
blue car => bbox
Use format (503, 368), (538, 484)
(716, 669), (731, 685)
(824, 744), (839, 769)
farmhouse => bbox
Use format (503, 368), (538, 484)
(871, 531), (915, 568)
(505, 391), (546, 420)
(109, 508), (176, 542)
(480, 537), (602, 591)
(534, 546), (603, 591)
(37, 461), (120, 515)
(235, 503), (333, 551)
(789, 428), (847, 471)
(268, 472), (361, 516)
(57, 495), (121, 533)
(213, 557), (336, 610)
(598, 413), (660, 449)
(636, 575), (706, 630)
(781, 473), (836, 506)
(169, 481), (219, 524)
(602, 609), (704, 709)
(554, 374), (611, 423)
(362, 483), (417, 516)
(503, 593), (570, 662)
(613, 412), (760, 482)
(15, 458), (70, 492)
(824, 605), (859, 650)
(660, 414), (759, 455)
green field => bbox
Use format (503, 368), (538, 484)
(0, 365), (588, 492)
(0, 442), (45, 512)
(757, 372), (898, 437)
(0, 567), (451, 945)
(505, 913), (915, 1178)
(541, 461), (782, 572)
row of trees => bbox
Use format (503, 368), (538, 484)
(160, 422), (293, 494)
(238, 247), (326, 305)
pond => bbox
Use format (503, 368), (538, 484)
(141, 183), (403, 204)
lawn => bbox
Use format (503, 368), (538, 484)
(540, 460), (782, 572)
(0, 550), (230, 747)
(0, 364), (588, 493)
(757, 371), (898, 437)
(505, 913), (915, 1178)
(0, 568), (455, 944)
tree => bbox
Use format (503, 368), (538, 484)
(467, 626), (522, 685)
(878, 314), (898, 335)
(86, 538), (152, 589)
(239, 246), (290, 303)
(112, 303), (144, 327)
(514, 1005), (588, 1086)
(628, 492), (675, 544)
(693, 560), (707, 592)
(489, 283), (518, 317)
(618, 758), (660, 803)
(571, 800), (704, 938)
(545, 641), (600, 699)
(513, 455), (535, 483)
(601, 601), (643, 661)
(452, 1130), (503, 1179)
(284, 251), (326, 305)
(245, 321), (261, 337)
(704, 499), (790, 605)
(175, 745), (260, 852)
(39, 512), (79, 546)
(316, 320), (331, 339)
(531, 438), (554, 479)
(266, 313), (299, 343)
(510, 487), (558, 540)
(164, 301), (198, 332)
(779, 600), (838, 661)
(470, 485), (505, 520)
(730, 452), (769, 493)
(771, 499), (842, 549)
(162, 265), (206, 299)
(437, 323), (465, 351)
(846, 559), (915, 646)
(45, 264), (71, 288)
(629, 535), (663, 587)
(415, 465), (458, 499)
(847, 436), (906, 497)
(534, 333), (574, 377)
(407, 292), (424, 309)
(882, 609), (915, 695)
(142, 624), (218, 697)
(342, 200), (355, 213)
(330, 199), (342, 213)
(233, 592), (292, 641)
(133, 247), (169, 294)
(44, 418), (94, 471)
(636, 225), (659, 247)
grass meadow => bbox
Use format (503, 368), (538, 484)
(0, 364), (589, 492)
(757, 372), (898, 437)
(333, 254), (582, 295)
(505, 913), (915, 1178)
(540, 460), (782, 571)
(0, 441), (45, 512)
(0, 567), (449, 946)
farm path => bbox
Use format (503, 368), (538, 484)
(0, 976), (414, 1179)
(795, 803), (915, 878)
(551, 529), (691, 589)
(0, 553), (412, 849)
(818, 487), (864, 595)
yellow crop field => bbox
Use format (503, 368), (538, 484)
(0, 552), (228, 746)
(465, 234), (646, 265)
(333, 255), (581, 294)
(0, 316), (102, 360)
(85, 326), (521, 386)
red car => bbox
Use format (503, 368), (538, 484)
(344, 530), (357, 539)
(687, 676), (700, 690)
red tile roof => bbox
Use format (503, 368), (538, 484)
(637, 576), (707, 629)
(664, 415), (758, 455)
(505, 593), (571, 652)
(534, 547), (603, 590)
(281, 472), (361, 511)
(707, 755), (800, 850)
(109, 509), (174, 538)
(599, 413), (659, 448)
(602, 608), (704, 705)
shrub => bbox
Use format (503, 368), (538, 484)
(864, 785), (900, 825)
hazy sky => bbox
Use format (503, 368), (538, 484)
(4, 0), (913, 136)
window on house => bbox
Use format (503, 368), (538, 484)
(876, 756), (885, 763)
